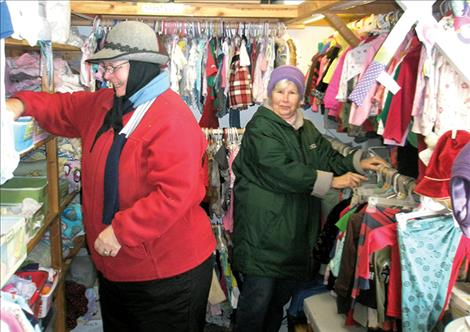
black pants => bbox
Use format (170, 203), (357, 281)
(98, 255), (214, 332)
(234, 274), (315, 332)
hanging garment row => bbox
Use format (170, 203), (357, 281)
(315, 164), (468, 332)
(305, 9), (470, 146)
(80, 18), (297, 129)
(91, 18), (288, 39)
(153, 20), (288, 39)
(200, 127), (244, 327)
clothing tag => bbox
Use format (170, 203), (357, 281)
(418, 148), (433, 166)
(395, 212), (407, 228)
(230, 287), (240, 309)
(377, 71), (401, 95)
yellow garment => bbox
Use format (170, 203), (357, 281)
(322, 56), (338, 84)
(208, 270), (226, 305)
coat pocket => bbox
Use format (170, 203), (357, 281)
(120, 243), (148, 259)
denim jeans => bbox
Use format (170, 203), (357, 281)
(234, 274), (320, 332)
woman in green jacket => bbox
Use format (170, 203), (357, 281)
(232, 65), (386, 332)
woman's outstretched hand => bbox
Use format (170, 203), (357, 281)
(4, 98), (25, 120)
(360, 155), (389, 172)
(331, 172), (368, 189)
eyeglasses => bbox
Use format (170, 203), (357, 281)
(100, 62), (129, 74)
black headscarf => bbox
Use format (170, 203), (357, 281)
(95, 61), (160, 225)
(91, 61), (161, 148)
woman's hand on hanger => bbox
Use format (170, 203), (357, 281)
(360, 155), (389, 172)
(4, 98), (25, 120)
(331, 172), (368, 189)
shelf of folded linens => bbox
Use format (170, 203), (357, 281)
(26, 190), (79, 253)
(5, 38), (81, 52)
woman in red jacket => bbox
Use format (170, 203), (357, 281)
(5, 21), (215, 332)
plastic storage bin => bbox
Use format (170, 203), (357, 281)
(0, 202), (45, 241)
(0, 176), (48, 212)
(32, 119), (50, 144)
(0, 216), (27, 288)
(15, 270), (49, 318)
(13, 116), (34, 153)
(37, 272), (59, 318)
(13, 159), (47, 177)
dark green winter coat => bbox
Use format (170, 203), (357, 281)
(232, 106), (362, 280)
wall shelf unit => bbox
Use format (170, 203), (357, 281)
(4, 39), (81, 332)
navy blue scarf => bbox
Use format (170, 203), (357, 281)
(93, 61), (162, 225)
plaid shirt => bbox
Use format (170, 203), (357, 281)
(352, 207), (399, 299)
(228, 54), (253, 110)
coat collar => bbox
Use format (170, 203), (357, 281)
(257, 104), (305, 130)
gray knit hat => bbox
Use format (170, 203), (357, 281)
(87, 21), (169, 65)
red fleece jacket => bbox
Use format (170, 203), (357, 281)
(16, 88), (216, 281)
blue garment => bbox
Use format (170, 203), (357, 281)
(129, 72), (170, 106)
(287, 275), (327, 318)
(397, 215), (461, 332)
(0, 1), (13, 39)
(229, 109), (241, 128)
(102, 72), (170, 225)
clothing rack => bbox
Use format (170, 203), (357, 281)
(323, 135), (416, 194)
(202, 127), (245, 135)
(93, 17), (286, 38)
(202, 127), (245, 145)
(323, 135), (359, 156)
(155, 20), (287, 38)
(321, 9), (401, 49)
(346, 10), (401, 35)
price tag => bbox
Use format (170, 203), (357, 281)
(377, 71), (401, 95)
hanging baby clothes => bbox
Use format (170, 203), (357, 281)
(228, 43), (253, 110)
(382, 37), (422, 145)
(222, 139), (240, 233)
(199, 38), (219, 128)
(397, 216), (461, 332)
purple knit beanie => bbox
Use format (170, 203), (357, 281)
(267, 65), (305, 97)
(451, 142), (470, 238)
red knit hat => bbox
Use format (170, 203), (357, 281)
(415, 130), (470, 199)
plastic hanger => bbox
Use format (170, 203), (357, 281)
(366, 192), (418, 213)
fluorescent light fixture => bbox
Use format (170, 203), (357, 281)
(303, 14), (325, 24)
(283, 0), (304, 4)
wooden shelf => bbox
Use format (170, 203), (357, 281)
(60, 235), (86, 283)
(5, 32), (77, 332)
(27, 211), (57, 253)
(59, 190), (80, 215)
(26, 191), (79, 254)
(20, 136), (54, 158)
(5, 38), (81, 52)
(71, 1), (297, 19)
(64, 235), (86, 262)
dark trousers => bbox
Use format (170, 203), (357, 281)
(98, 255), (214, 332)
(234, 275), (307, 332)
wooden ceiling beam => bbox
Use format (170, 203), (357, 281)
(287, 0), (340, 26)
(329, 2), (400, 15)
(71, 1), (297, 19)
(324, 13), (360, 47)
